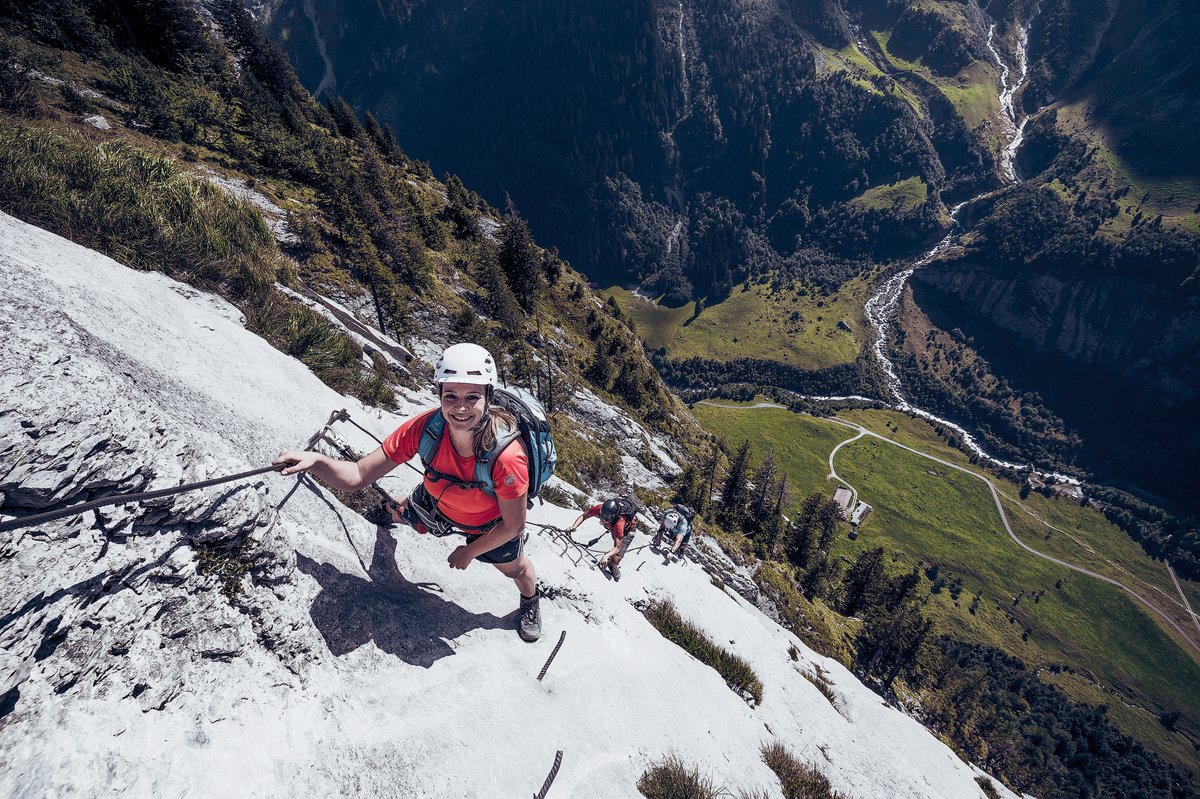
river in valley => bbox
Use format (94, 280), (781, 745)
(854, 9), (1083, 484)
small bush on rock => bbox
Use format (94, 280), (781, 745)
(637, 754), (721, 799)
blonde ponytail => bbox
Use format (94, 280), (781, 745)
(472, 405), (518, 458)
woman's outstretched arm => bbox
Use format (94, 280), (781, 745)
(273, 446), (397, 492)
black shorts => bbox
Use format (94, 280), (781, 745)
(467, 529), (527, 564)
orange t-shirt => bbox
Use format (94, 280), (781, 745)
(382, 408), (529, 529)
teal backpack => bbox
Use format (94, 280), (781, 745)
(418, 387), (557, 507)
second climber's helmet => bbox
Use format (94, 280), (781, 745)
(435, 343), (497, 388)
(599, 499), (621, 522)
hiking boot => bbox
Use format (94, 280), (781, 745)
(517, 590), (541, 642)
(609, 563), (622, 581)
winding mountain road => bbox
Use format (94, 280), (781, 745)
(695, 400), (1200, 657)
(827, 430), (865, 509)
(826, 417), (1200, 658)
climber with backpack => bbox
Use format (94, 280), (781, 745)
(653, 504), (695, 562)
(565, 496), (639, 581)
(274, 343), (556, 643)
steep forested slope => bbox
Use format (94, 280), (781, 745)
(258, 0), (995, 299)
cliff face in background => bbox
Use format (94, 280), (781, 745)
(901, 0), (1200, 508)
(912, 263), (1200, 396)
(911, 262), (1200, 509)
(255, 0), (1199, 295)
(1024, 0), (1200, 176)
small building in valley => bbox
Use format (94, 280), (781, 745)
(850, 501), (873, 528)
(833, 487), (854, 518)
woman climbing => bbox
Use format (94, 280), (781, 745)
(275, 343), (541, 642)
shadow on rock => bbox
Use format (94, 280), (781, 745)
(296, 527), (509, 668)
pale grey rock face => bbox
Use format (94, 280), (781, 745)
(568, 387), (682, 481)
(82, 114), (110, 130)
(0, 317), (307, 713)
(0, 220), (326, 787)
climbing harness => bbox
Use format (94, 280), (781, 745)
(321, 408), (502, 538)
(533, 750), (564, 799)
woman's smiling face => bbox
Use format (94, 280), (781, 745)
(440, 381), (487, 432)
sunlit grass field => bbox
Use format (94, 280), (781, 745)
(869, 28), (1001, 145)
(692, 402), (850, 503)
(1053, 100), (1200, 236)
(849, 177), (929, 212)
(694, 401), (1200, 773)
(817, 42), (922, 113)
(606, 276), (870, 370)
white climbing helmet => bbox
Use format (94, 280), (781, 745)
(434, 343), (497, 387)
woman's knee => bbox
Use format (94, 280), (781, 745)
(496, 555), (534, 580)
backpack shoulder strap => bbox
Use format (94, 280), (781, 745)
(473, 429), (522, 497)
(418, 410), (446, 469)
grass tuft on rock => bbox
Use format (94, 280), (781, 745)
(637, 754), (722, 799)
(0, 121), (283, 299)
(760, 741), (845, 799)
(0, 120), (394, 407)
(644, 599), (763, 704)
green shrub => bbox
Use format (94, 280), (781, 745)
(637, 754), (722, 799)
(246, 292), (394, 407)
(196, 541), (250, 598)
(760, 742), (844, 799)
(644, 599), (763, 704)
(975, 776), (1001, 799)
(0, 121), (283, 299)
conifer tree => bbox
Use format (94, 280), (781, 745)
(813, 497), (840, 556)
(481, 255), (524, 335)
(785, 492), (825, 568)
(326, 96), (365, 140)
(673, 464), (708, 513)
(498, 195), (543, 311)
(842, 547), (886, 616)
(749, 452), (778, 537)
(586, 336), (616, 390)
(445, 174), (478, 237)
(801, 556), (841, 603)
(719, 440), (752, 530)
(858, 602), (934, 691)
(380, 123), (403, 162)
(362, 111), (389, 153)
(888, 567), (922, 610)
(703, 441), (723, 516)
